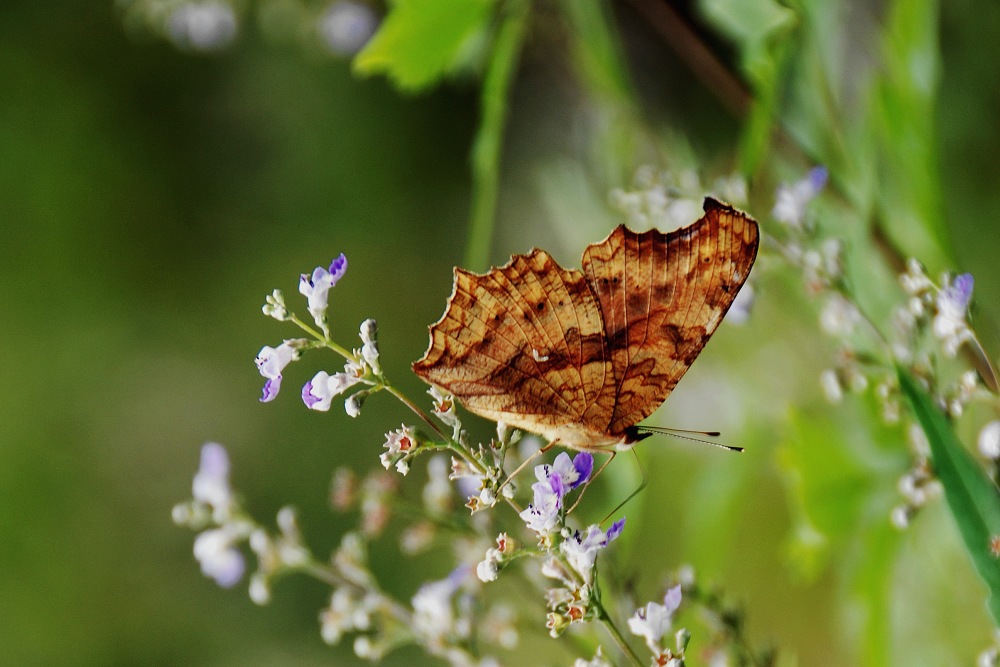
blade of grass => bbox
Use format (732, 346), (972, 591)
(897, 367), (1000, 627)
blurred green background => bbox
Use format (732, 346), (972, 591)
(4, 0), (1000, 665)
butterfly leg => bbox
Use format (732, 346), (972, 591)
(600, 449), (647, 524)
(496, 439), (558, 496)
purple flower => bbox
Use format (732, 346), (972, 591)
(302, 369), (361, 411)
(547, 451), (593, 490)
(299, 254), (348, 328)
(628, 584), (682, 653)
(194, 527), (245, 588)
(255, 342), (297, 402)
(560, 519), (625, 582)
(192, 442), (232, 514)
(934, 272), (975, 356)
(772, 166), (827, 228)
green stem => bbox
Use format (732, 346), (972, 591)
(592, 596), (643, 667)
(463, 0), (531, 271)
(289, 313), (356, 361)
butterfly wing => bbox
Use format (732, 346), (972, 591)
(580, 197), (759, 437)
(412, 248), (614, 443)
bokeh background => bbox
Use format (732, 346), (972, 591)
(5, 0), (1000, 665)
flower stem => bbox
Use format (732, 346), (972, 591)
(463, 0), (530, 271)
(593, 596), (644, 667)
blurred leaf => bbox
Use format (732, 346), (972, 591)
(697, 0), (796, 172)
(354, 0), (496, 91)
(897, 368), (1000, 627)
(558, 0), (642, 185)
(871, 0), (951, 272)
(780, 396), (904, 665)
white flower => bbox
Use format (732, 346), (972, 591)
(255, 342), (298, 402)
(772, 166), (827, 228)
(262, 289), (288, 321)
(476, 557), (499, 583)
(345, 392), (366, 418)
(167, 1), (237, 52)
(192, 442), (233, 518)
(319, 1), (378, 56)
(298, 254), (348, 329)
(819, 295), (861, 337)
(628, 585), (682, 653)
(423, 456), (453, 514)
(358, 318), (381, 374)
(518, 476), (562, 535)
(561, 520), (625, 583)
(193, 527), (245, 588)
(819, 369), (843, 404)
(573, 646), (612, 667)
(412, 570), (465, 642)
(302, 370), (361, 411)
(933, 273), (974, 357)
(980, 421), (1000, 460)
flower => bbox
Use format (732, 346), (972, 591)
(319, 1), (378, 56)
(302, 370), (362, 411)
(262, 289), (288, 321)
(979, 421), (1000, 460)
(167, 1), (237, 52)
(299, 254), (348, 329)
(628, 585), (682, 654)
(255, 342), (298, 402)
(193, 526), (245, 588)
(933, 273), (974, 356)
(574, 647), (612, 667)
(519, 471), (565, 535)
(359, 319), (381, 375)
(561, 519), (625, 583)
(772, 166), (827, 228)
(547, 452), (593, 490)
(192, 442), (233, 518)
(380, 425), (417, 474)
(411, 567), (470, 642)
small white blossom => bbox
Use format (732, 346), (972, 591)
(573, 646), (612, 667)
(980, 421), (1000, 460)
(319, 1), (378, 56)
(302, 370), (362, 411)
(933, 273), (974, 356)
(255, 342), (298, 402)
(628, 585), (682, 653)
(359, 319), (381, 375)
(561, 520), (625, 584)
(423, 456), (453, 515)
(820, 369), (843, 404)
(193, 526), (245, 588)
(299, 254), (348, 330)
(192, 442), (233, 519)
(772, 166), (827, 228)
(820, 295), (861, 337)
(345, 392), (366, 418)
(167, 1), (237, 52)
(262, 288), (288, 321)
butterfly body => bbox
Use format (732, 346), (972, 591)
(413, 197), (759, 452)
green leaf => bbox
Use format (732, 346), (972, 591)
(696, 0), (797, 172)
(354, 0), (496, 92)
(897, 367), (1000, 627)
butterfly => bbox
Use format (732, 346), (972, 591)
(412, 197), (759, 452)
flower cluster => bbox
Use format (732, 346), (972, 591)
(177, 245), (782, 665)
(121, 1), (380, 56)
(254, 256), (385, 419)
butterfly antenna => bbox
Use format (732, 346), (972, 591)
(601, 449), (647, 524)
(637, 425), (743, 452)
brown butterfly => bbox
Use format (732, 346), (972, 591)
(412, 197), (759, 452)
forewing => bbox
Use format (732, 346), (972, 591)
(581, 198), (759, 436)
(412, 249), (613, 436)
